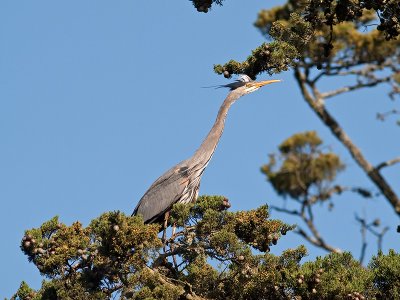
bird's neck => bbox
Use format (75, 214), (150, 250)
(192, 90), (241, 164)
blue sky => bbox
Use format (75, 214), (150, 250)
(1, 1), (399, 297)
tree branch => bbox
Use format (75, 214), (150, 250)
(321, 77), (391, 99)
(355, 215), (368, 264)
(296, 227), (341, 253)
(355, 214), (389, 264)
(145, 267), (208, 300)
(300, 201), (341, 253)
(272, 202), (341, 253)
(294, 67), (400, 216)
(270, 206), (299, 216)
(376, 157), (400, 171)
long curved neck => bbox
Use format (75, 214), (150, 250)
(192, 89), (243, 164)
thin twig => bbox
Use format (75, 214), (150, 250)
(321, 77), (391, 99)
(270, 206), (299, 216)
(355, 214), (389, 263)
(355, 215), (368, 264)
(272, 201), (341, 253)
(376, 157), (400, 171)
(296, 227), (342, 253)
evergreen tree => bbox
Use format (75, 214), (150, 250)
(11, 197), (400, 299)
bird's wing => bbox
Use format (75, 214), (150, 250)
(133, 160), (193, 223)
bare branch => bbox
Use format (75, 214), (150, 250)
(376, 226), (389, 252)
(309, 60), (374, 84)
(294, 67), (400, 216)
(355, 215), (368, 264)
(376, 157), (400, 171)
(299, 201), (341, 252)
(321, 77), (391, 99)
(355, 214), (390, 264)
(273, 200), (341, 253)
(270, 206), (299, 216)
(296, 227), (342, 253)
(308, 185), (349, 205)
(377, 109), (400, 121)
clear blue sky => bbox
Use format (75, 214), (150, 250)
(1, 1), (399, 297)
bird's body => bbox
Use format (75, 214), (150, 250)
(133, 77), (280, 224)
(132, 158), (198, 224)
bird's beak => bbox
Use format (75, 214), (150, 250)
(251, 79), (281, 88)
(244, 79), (281, 94)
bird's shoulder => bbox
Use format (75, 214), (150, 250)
(146, 159), (192, 190)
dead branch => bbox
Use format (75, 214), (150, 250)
(355, 214), (389, 264)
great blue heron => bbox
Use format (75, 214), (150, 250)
(133, 76), (280, 227)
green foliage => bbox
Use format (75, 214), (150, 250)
(305, 0), (400, 40)
(11, 197), (400, 299)
(10, 281), (36, 300)
(213, 0), (400, 101)
(214, 40), (300, 78)
(189, 0), (224, 13)
(369, 250), (400, 299)
(299, 252), (374, 299)
(262, 131), (344, 200)
(191, 0), (400, 42)
(169, 196), (292, 263)
(17, 212), (162, 299)
(13, 197), (294, 299)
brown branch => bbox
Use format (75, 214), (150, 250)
(376, 157), (400, 171)
(272, 202), (341, 253)
(166, 225), (196, 243)
(321, 77), (391, 99)
(145, 267), (208, 300)
(294, 68), (400, 216)
(153, 247), (186, 268)
(296, 227), (342, 253)
(299, 201), (341, 253)
(309, 60), (373, 84)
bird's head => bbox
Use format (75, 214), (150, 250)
(221, 75), (281, 95)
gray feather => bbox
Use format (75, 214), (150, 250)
(133, 87), (246, 224)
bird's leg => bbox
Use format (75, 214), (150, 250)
(162, 211), (169, 253)
(172, 222), (176, 237)
(171, 222), (178, 269)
